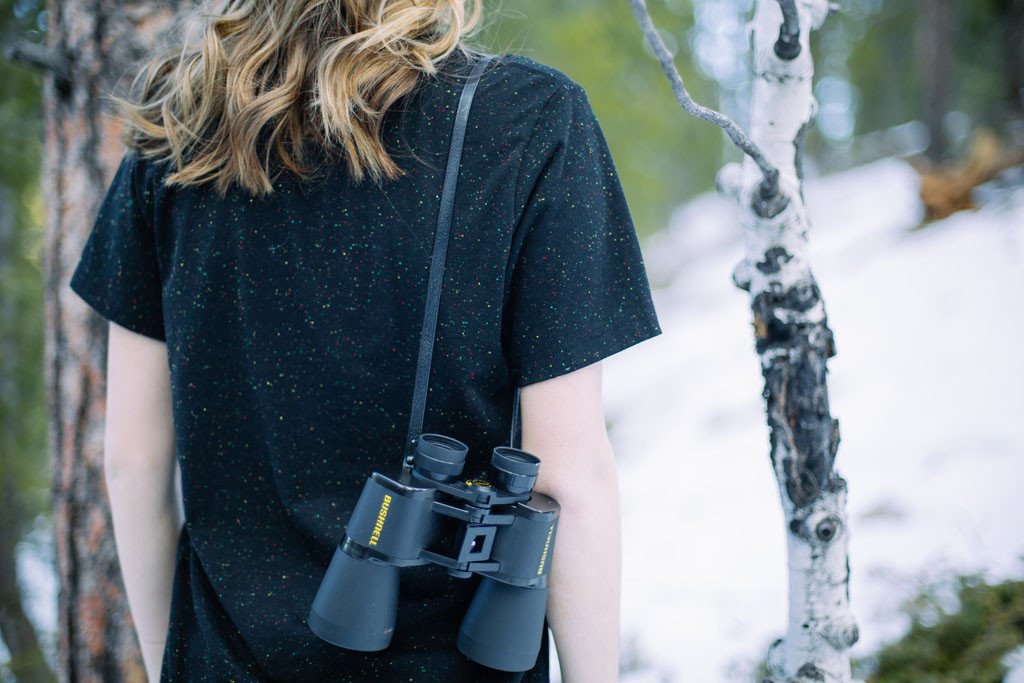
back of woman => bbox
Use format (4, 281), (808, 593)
(69, 1), (662, 681)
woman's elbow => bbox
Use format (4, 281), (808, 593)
(532, 435), (619, 508)
(517, 362), (618, 506)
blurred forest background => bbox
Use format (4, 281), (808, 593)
(1, 0), (1022, 679)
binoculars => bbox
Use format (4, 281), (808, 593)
(308, 433), (560, 672)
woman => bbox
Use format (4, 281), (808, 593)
(69, 1), (662, 681)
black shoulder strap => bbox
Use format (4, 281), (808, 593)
(404, 53), (520, 462)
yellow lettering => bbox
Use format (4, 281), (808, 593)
(368, 494), (392, 547)
(536, 524), (555, 575)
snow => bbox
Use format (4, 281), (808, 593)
(1005, 645), (1024, 683)
(598, 157), (1024, 681)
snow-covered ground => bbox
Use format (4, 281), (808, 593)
(595, 157), (1024, 681)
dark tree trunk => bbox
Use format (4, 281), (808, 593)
(40, 2), (183, 681)
(0, 483), (54, 683)
(916, 0), (954, 161)
(1000, 0), (1024, 117)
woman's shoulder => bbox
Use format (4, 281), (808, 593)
(456, 51), (590, 133)
(435, 50), (585, 107)
(490, 53), (580, 91)
(484, 53), (586, 103)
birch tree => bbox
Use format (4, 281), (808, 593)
(627, 0), (860, 680)
(33, 1), (184, 679)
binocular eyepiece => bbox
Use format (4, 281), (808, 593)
(414, 433), (540, 496)
(308, 433), (560, 672)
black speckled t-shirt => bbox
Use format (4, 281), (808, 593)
(69, 50), (662, 682)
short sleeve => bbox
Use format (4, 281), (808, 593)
(503, 82), (663, 387)
(69, 149), (166, 341)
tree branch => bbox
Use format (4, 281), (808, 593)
(774, 0), (802, 60)
(627, 0), (780, 199)
(2, 38), (71, 91)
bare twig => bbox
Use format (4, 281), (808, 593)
(3, 38), (71, 90)
(775, 0), (801, 59)
(627, 0), (780, 199)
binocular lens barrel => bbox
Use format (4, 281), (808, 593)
(413, 433), (470, 481)
(308, 546), (400, 652)
(491, 447), (541, 495)
(457, 576), (549, 672)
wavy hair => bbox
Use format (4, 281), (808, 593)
(108, 0), (487, 196)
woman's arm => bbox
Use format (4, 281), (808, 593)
(519, 361), (621, 683)
(103, 321), (182, 682)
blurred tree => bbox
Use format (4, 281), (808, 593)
(916, 0), (954, 161)
(823, 0), (916, 150)
(0, 191), (51, 683)
(0, 0), (53, 680)
(35, 1), (182, 680)
(958, 0), (1024, 126)
(836, 0), (1023, 164)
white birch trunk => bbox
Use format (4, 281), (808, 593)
(627, 0), (860, 677)
(721, 1), (860, 680)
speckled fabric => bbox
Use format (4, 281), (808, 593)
(69, 50), (662, 682)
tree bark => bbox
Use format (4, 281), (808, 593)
(916, 0), (953, 161)
(627, 0), (858, 677)
(725, 1), (859, 680)
(628, 0), (859, 677)
(41, 2), (180, 681)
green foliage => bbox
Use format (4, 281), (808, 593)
(837, 0), (1023, 159)
(956, 0), (1024, 126)
(473, 0), (725, 239)
(0, 0), (58, 675)
(0, 1), (44, 184)
(0, 0), (47, 559)
(838, 0), (919, 139)
(854, 572), (1024, 682)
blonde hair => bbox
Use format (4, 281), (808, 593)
(109, 0), (486, 197)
